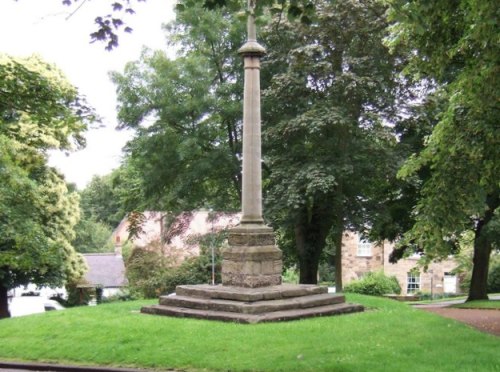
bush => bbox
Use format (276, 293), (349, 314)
(487, 263), (500, 293)
(125, 234), (223, 298)
(344, 271), (401, 296)
(126, 244), (171, 298)
(282, 267), (299, 284)
(163, 256), (214, 294)
(64, 281), (93, 307)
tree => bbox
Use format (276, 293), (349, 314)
(71, 173), (128, 254)
(79, 173), (124, 227)
(111, 0), (408, 288)
(387, 0), (500, 301)
(0, 54), (94, 318)
(111, 2), (246, 213)
(262, 0), (404, 287)
(72, 217), (114, 253)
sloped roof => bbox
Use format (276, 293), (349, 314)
(82, 253), (127, 288)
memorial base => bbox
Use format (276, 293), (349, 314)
(142, 224), (363, 323)
(141, 284), (364, 324)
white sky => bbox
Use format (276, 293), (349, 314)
(0, 0), (175, 189)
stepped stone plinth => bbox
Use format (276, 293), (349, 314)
(141, 284), (363, 324)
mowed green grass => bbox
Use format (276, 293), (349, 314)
(452, 300), (500, 309)
(0, 294), (498, 372)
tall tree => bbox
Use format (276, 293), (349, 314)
(387, 0), (500, 300)
(79, 173), (124, 227)
(72, 217), (114, 253)
(111, 2), (245, 213)
(0, 54), (94, 318)
(262, 0), (404, 287)
(112, 0), (406, 288)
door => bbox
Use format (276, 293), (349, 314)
(443, 273), (457, 294)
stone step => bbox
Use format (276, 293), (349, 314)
(159, 293), (345, 314)
(175, 284), (328, 302)
(141, 302), (364, 324)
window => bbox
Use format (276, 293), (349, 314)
(407, 272), (420, 294)
(357, 237), (372, 257)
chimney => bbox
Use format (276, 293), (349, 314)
(114, 235), (122, 256)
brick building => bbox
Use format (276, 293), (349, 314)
(342, 232), (460, 295)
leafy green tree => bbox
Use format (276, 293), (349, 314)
(72, 173), (126, 254)
(111, 0), (409, 289)
(369, 91), (441, 257)
(79, 173), (124, 227)
(0, 54), (93, 318)
(262, 0), (404, 287)
(72, 217), (114, 253)
(387, 0), (500, 301)
(111, 2), (245, 213)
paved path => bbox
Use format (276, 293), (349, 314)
(415, 300), (500, 337)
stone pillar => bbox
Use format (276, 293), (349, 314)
(221, 1), (282, 288)
(240, 54), (264, 224)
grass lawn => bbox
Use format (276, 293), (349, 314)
(452, 300), (500, 310)
(0, 294), (498, 372)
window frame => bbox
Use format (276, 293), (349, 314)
(407, 272), (421, 294)
(356, 236), (372, 257)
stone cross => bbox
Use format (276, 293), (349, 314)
(221, 0), (283, 288)
(239, 0), (266, 225)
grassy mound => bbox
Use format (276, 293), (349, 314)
(0, 294), (498, 371)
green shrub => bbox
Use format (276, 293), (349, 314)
(126, 243), (171, 298)
(126, 233), (224, 298)
(282, 267), (299, 284)
(64, 282), (93, 307)
(318, 261), (335, 283)
(344, 271), (401, 296)
(487, 263), (500, 293)
(163, 255), (215, 294)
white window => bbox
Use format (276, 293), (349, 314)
(407, 272), (420, 294)
(357, 237), (372, 257)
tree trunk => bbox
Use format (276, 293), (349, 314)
(467, 229), (491, 301)
(295, 224), (320, 284)
(467, 191), (498, 301)
(294, 204), (335, 285)
(0, 284), (10, 319)
(298, 254), (320, 284)
(299, 250), (319, 284)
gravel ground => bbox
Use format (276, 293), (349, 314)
(420, 307), (500, 336)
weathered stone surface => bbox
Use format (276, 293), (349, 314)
(175, 284), (328, 302)
(221, 233), (283, 287)
(141, 302), (364, 324)
(220, 273), (282, 288)
(222, 245), (282, 261)
(142, 283), (363, 323)
(228, 229), (276, 246)
(159, 293), (346, 314)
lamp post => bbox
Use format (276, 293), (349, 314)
(209, 209), (215, 286)
(429, 269), (434, 300)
